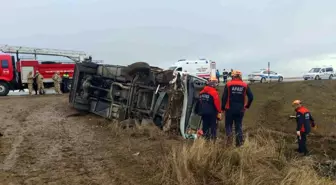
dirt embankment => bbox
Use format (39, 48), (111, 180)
(0, 80), (336, 185)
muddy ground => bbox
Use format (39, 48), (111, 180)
(1, 80), (336, 184)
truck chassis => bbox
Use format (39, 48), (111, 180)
(69, 61), (208, 137)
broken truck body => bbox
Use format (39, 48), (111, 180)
(69, 61), (208, 138)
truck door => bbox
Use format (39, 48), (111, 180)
(21, 66), (34, 83)
(0, 60), (11, 81)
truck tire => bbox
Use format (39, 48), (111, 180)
(156, 70), (175, 84)
(81, 61), (98, 69)
(78, 63), (97, 74)
(315, 75), (320, 80)
(329, 75), (333, 80)
(125, 62), (151, 77)
(0, 82), (10, 96)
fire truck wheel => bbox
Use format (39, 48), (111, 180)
(0, 82), (9, 96)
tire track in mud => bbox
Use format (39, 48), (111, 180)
(0, 96), (70, 172)
(0, 100), (39, 171)
(0, 95), (116, 184)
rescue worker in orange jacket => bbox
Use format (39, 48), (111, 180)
(221, 70), (254, 147)
(199, 81), (221, 140)
(292, 100), (316, 156)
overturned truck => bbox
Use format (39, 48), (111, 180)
(69, 61), (208, 138)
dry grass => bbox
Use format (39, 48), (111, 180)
(159, 130), (336, 185)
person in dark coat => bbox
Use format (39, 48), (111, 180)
(222, 70), (254, 147)
(199, 81), (221, 140)
(292, 100), (317, 156)
(33, 76), (38, 95)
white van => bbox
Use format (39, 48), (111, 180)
(303, 66), (335, 80)
(168, 59), (216, 80)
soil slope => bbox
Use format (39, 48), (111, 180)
(0, 80), (336, 184)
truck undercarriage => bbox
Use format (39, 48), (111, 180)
(69, 61), (208, 138)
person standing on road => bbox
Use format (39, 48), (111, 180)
(199, 81), (222, 140)
(292, 100), (316, 156)
(27, 71), (34, 95)
(222, 69), (229, 83)
(35, 71), (45, 95)
(62, 72), (70, 93)
(221, 70), (254, 147)
(52, 72), (62, 95)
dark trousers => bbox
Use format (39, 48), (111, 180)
(216, 77), (220, 83)
(62, 79), (69, 93)
(202, 114), (217, 140)
(225, 111), (244, 146)
(33, 83), (38, 95)
(298, 132), (308, 155)
(223, 76), (227, 83)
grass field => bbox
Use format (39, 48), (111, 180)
(1, 80), (336, 185)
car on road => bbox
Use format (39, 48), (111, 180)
(247, 69), (284, 83)
(69, 61), (208, 139)
(303, 66), (334, 80)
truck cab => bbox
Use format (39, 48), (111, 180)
(0, 53), (76, 96)
(0, 54), (18, 95)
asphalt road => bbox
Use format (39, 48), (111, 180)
(217, 77), (304, 86)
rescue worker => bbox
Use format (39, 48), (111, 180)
(62, 72), (70, 93)
(292, 100), (316, 156)
(222, 70), (254, 147)
(199, 80), (221, 140)
(27, 71), (34, 95)
(52, 72), (62, 94)
(222, 69), (229, 83)
(35, 71), (45, 95)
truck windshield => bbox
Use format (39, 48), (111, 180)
(309, 68), (321, 73)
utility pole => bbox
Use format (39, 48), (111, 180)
(268, 62), (270, 83)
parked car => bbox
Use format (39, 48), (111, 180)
(247, 69), (284, 83)
(303, 66), (334, 80)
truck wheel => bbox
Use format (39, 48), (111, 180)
(315, 75), (320, 80)
(329, 75), (333, 80)
(156, 70), (175, 84)
(0, 82), (10, 96)
(125, 62), (151, 77)
(81, 61), (98, 69)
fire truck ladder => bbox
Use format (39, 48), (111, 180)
(0, 45), (87, 62)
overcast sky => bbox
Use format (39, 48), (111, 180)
(1, 0), (336, 76)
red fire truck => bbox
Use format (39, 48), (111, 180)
(0, 45), (88, 96)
